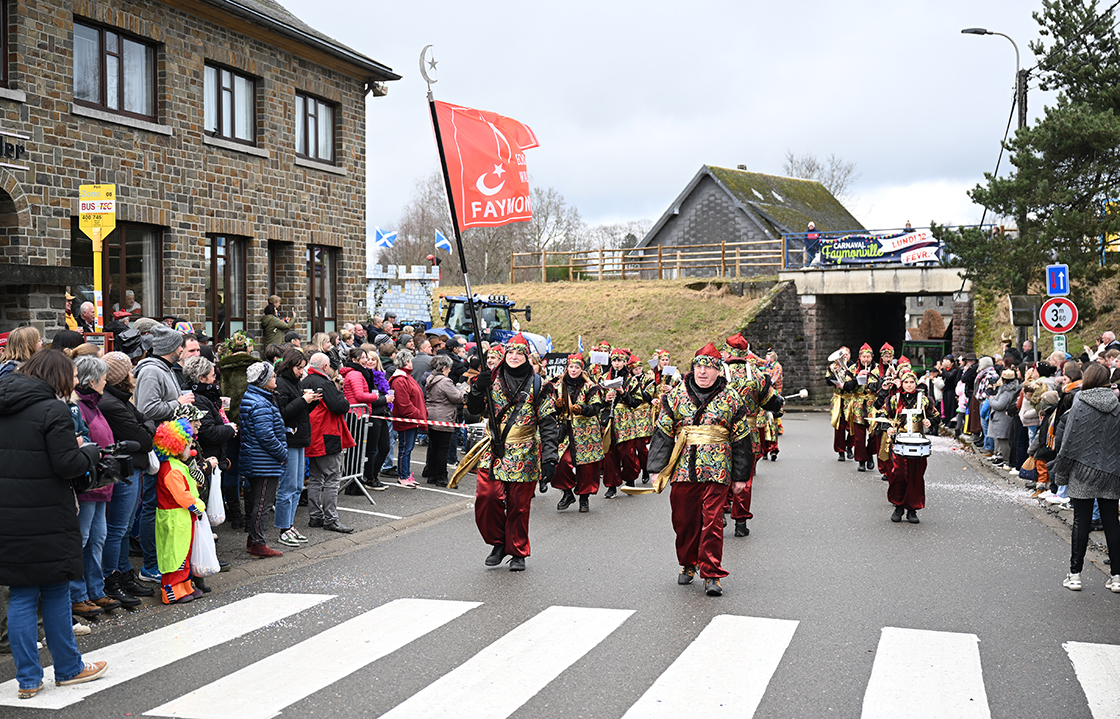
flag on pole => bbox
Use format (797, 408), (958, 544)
(433, 101), (538, 229)
(374, 227), (397, 248)
(435, 230), (452, 253)
(578, 335), (583, 353)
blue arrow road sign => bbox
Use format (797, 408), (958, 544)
(1046, 264), (1070, 296)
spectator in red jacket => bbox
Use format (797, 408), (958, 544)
(390, 349), (426, 488)
(300, 353), (355, 533)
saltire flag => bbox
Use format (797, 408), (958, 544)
(578, 335), (583, 353)
(435, 230), (452, 252)
(374, 227), (397, 248)
(434, 101), (538, 229)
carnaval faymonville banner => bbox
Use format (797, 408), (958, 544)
(818, 229), (941, 266)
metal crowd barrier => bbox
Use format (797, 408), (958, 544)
(338, 404), (374, 505)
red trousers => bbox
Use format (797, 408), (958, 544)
(553, 447), (600, 495)
(887, 456), (926, 510)
(728, 463), (755, 520)
(634, 437), (649, 478)
(474, 470), (536, 558)
(760, 436), (778, 457)
(833, 422), (854, 453)
(670, 481), (732, 579)
(850, 422), (880, 463)
(602, 439), (631, 488)
(617, 438), (644, 485)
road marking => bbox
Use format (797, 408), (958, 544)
(622, 615), (799, 718)
(337, 506), (403, 519)
(379, 605), (633, 719)
(386, 483), (472, 498)
(146, 598), (480, 719)
(0, 592), (333, 710)
(862, 627), (990, 719)
(1064, 641), (1120, 719)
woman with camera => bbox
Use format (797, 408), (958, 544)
(0, 350), (108, 698)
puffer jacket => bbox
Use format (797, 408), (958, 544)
(425, 372), (464, 429)
(99, 382), (155, 471)
(193, 381), (235, 472)
(390, 368), (427, 432)
(238, 384), (287, 477)
(0, 373), (99, 586)
(987, 379), (1020, 440)
(341, 364), (385, 413)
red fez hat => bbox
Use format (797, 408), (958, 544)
(859, 343), (873, 353)
(506, 333), (531, 355)
(726, 333), (750, 351)
(692, 342), (723, 368)
(880, 342), (895, 354)
(567, 352), (584, 366)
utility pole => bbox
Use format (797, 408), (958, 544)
(1016, 68), (1029, 130)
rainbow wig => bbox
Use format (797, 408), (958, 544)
(153, 418), (194, 462)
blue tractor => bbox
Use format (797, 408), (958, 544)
(432, 294), (552, 355)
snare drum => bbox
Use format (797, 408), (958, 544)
(893, 432), (931, 458)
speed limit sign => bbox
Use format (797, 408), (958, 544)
(1040, 297), (1078, 334)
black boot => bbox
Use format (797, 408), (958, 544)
(120, 568), (155, 597)
(578, 495), (589, 513)
(837, 452), (846, 461)
(604, 486), (617, 499)
(484, 544), (507, 567)
(193, 575), (212, 594)
(734, 521), (749, 537)
(846, 448), (854, 460)
(557, 489), (575, 511)
(891, 506), (904, 522)
(103, 573), (142, 608)
(866, 456), (875, 471)
(906, 509), (920, 524)
(857, 461), (867, 472)
(509, 556), (526, 572)
(224, 485), (243, 529)
(642, 470), (651, 484)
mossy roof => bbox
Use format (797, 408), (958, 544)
(637, 165), (864, 248)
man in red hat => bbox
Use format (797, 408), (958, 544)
(548, 352), (604, 513)
(849, 343), (882, 472)
(648, 342), (754, 597)
(463, 333), (559, 571)
(723, 332), (783, 537)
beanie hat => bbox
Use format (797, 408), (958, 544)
(172, 402), (207, 423)
(150, 324), (183, 356)
(1040, 390), (1060, 412)
(246, 361), (275, 387)
(103, 351), (132, 387)
(153, 418), (194, 462)
(978, 357), (994, 372)
(132, 317), (161, 335)
(1001, 368), (1016, 380)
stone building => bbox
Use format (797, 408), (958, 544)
(0, 0), (398, 341)
(632, 165), (864, 278)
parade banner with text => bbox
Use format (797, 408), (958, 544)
(818, 229), (941, 266)
(434, 101), (538, 229)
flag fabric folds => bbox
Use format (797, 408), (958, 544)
(375, 227), (397, 248)
(435, 230), (452, 253)
(433, 100), (538, 230)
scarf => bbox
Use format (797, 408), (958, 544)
(370, 369), (392, 411)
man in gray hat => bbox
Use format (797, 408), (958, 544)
(133, 324), (196, 584)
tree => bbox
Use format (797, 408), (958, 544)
(782, 151), (861, 203)
(940, 0), (1119, 315)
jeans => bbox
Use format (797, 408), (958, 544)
(71, 501), (107, 603)
(448, 426), (464, 463)
(8, 582), (85, 689)
(397, 428), (418, 480)
(275, 446), (304, 529)
(139, 472), (159, 573)
(381, 430), (398, 472)
(980, 400), (994, 452)
(102, 468), (142, 576)
(1026, 425), (1039, 444)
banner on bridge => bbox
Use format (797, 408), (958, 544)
(818, 229), (941, 266)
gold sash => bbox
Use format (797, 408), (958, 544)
(654, 424), (730, 493)
(448, 423), (537, 489)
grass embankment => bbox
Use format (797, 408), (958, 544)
(434, 280), (760, 360)
(973, 276), (1120, 357)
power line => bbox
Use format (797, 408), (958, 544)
(978, 88), (1020, 230)
(1030, 0), (1120, 74)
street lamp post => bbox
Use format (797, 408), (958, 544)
(961, 27), (1028, 130)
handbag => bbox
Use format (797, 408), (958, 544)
(190, 515), (221, 577)
(1021, 456), (1036, 471)
(206, 468), (226, 527)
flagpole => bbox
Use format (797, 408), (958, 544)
(422, 49), (499, 443)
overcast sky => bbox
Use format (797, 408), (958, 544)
(282, 0), (1057, 237)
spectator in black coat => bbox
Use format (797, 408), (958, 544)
(0, 350), (107, 697)
(183, 356), (236, 475)
(273, 349), (318, 545)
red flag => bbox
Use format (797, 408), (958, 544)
(434, 101), (538, 229)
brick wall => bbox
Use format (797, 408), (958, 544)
(737, 281), (811, 398)
(0, 0), (375, 336)
(952, 291), (975, 356)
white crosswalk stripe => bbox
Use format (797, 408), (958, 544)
(0, 592), (333, 710)
(2, 596), (1118, 718)
(1064, 641), (1120, 719)
(146, 598), (480, 719)
(622, 614), (798, 719)
(861, 627), (991, 719)
(378, 605), (633, 719)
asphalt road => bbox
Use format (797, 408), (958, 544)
(2, 413), (1117, 718)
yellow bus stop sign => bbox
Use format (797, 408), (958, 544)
(79, 184), (116, 247)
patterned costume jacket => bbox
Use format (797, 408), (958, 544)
(631, 370), (657, 440)
(762, 360), (784, 441)
(466, 368), (559, 483)
(650, 375), (753, 485)
(828, 361), (857, 429)
(887, 390), (939, 435)
(726, 359), (776, 455)
(615, 370), (656, 443)
(550, 375), (604, 465)
(847, 362), (882, 425)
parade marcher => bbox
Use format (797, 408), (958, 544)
(550, 352), (605, 513)
(461, 334), (559, 571)
(600, 346), (641, 499)
(849, 343), (882, 472)
(828, 346), (856, 461)
(884, 368), (938, 524)
(648, 342), (754, 597)
(760, 349), (784, 461)
(723, 333), (782, 537)
(627, 353), (657, 484)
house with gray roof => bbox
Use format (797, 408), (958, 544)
(632, 165), (864, 277)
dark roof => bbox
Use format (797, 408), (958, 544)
(637, 165), (864, 248)
(206, 0), (400, 81)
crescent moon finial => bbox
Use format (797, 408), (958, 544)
(419, 45), (438, 89)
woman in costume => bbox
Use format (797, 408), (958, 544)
(884, 369), (938, 524)
(848, 344), (882, 472)
(828, 346), (856, 461)
(759, 349), (784, 461)
(550, 353), (605, 513)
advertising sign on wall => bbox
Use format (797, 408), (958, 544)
(817, 229), (941, 266)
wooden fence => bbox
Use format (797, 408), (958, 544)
(509, 240), (783, 283)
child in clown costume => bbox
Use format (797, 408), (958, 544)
(153, 419), (206, 604)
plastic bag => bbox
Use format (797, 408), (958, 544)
(190, 515), (221, 578)
(206, 468), (226, 527)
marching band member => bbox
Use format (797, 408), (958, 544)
(648, 342), (754, 597)
(829, 346), (856, 461)
(462, 334), (559, 571)
(759, 349), (784, 461)
(849, 344), (881, 472)
(884, 368), (938, 524)
(601, 347), (640, 499)
(549, 353), (605, 513)
(628, 354), (657, 484)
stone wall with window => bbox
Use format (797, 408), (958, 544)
(0, 0), (383, 337)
